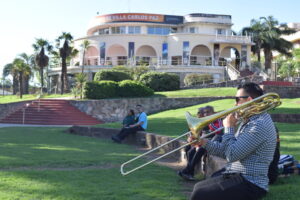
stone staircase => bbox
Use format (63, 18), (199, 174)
(0, 99), (102, 125)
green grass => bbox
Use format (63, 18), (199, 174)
(0, 93), (72, 104)
(269, 98), (300, 114)
(0, 127), (185, 200)
(154, 87), (236, 97)
(0, 87), (236, 104)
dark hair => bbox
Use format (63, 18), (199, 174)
(136, 104), (142, 107)
(205, 105), (214, 113)
(129, 109), (135, 116)
(237, 82), (264, 98)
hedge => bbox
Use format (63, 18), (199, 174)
(118, 80), (154, 97)
(94, 70), (132, 82)
(184, 73), (213, 86)
(140, 72), (180, 91)
(84, 80), (153, 99)
(84, 81), (118, 99)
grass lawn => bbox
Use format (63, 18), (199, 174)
(0, 127), (186, 200)
(0, 87), (236, 104)
(0, 93), (73, 104)
(154, 87), (236, 97)
(0, 123), (299, 200)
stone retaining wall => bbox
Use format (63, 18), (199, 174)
(69, 97), (231, 122)
(271, 114), (300, 123)
(0, 101), (31, 120)
(261, 85), (300, 98)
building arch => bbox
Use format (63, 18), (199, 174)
(190, 44), (212, 66)
(107, 44), (127, 65)
(136, 45), (157, 65)
(84, 46), (99, 65)
(219, 46), (240, 69)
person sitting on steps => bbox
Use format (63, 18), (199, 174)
(112, 104), (148, 144)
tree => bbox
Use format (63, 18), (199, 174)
(18, 53), (33, 94)
(12, 58), (30, 98)
(75, 73), (87, 99)
(3, 63), (18, 94)
(56, 32), (73, 94)
(242, 16), (296, 70)
(33, 39), (52, 93)
(242, 19), (265, 62)
(80, 40), (90, 73)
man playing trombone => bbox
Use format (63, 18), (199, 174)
(190, 82), (277, 200)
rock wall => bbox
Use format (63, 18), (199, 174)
(261, 85), (300, 98)
(69, 97), (231, 122)
(0, 101), (31, 120)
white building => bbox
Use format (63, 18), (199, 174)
(48, 13), (253, 86)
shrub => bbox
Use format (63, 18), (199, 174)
(118, 80), (154, 97)
(140, 72), (180, 91)
(131, 65), (150, 81)
(112, 65), (132, 75)
(84, 81), (118, 99)
(94, 70), (132, 82)
(184, 73), (213, 86)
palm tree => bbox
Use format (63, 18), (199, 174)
(260, 16), (296, 70)
(3, 63), (18, 94)
(80, 40), (90, 73)
(12, 58), (30, 98)
(243, 16), (295, 70)
(75, 73), (87, 99)
(242, 19), (265, 62)
(56, 32), (73, 94)
(18, 53), (33, 94)
(33, 38), (52, 93)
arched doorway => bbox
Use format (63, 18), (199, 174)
(136, 45), (157, 65)
(190, 45), (212, 66)
(84, 46), (99, 65)
(220, 46), (240, 69)
(107, 44), (127, 65)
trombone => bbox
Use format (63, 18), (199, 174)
(120, 93), (281, 176)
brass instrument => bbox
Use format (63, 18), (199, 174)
(120, 93), (281, 176)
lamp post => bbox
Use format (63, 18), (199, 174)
(22, 103), (30, 124)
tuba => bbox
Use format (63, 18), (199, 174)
(120, 93), (281, 175)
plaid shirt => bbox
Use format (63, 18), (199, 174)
(204, 112), (277, 191)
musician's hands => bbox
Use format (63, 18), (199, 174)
(223, 113), (238, 128)
(188, 136), (208, 147)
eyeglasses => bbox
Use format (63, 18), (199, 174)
(235, 96), (249, 103)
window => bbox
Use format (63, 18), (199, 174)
(111, 26), (126, 34)
(128, 26), (141, 34)
(216, 29), (225, 35)
(170, 27), (177, 33)
(99, 28), (109, 35)
(147, 26), (170, 35)
(189, 27), (196, 33)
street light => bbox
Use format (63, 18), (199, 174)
(22, 103), (30, 124)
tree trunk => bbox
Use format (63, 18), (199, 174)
(23, 75), (29, 94)
(13, 75), (18, 95)
(264, 48), (272, 70)
(40, 67), (44, 93)
(81, 51), (85, 73)
(19, 72), (23, 99)
(61, 57), (69, 94)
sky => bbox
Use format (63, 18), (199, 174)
(1, 0), (300, 77)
